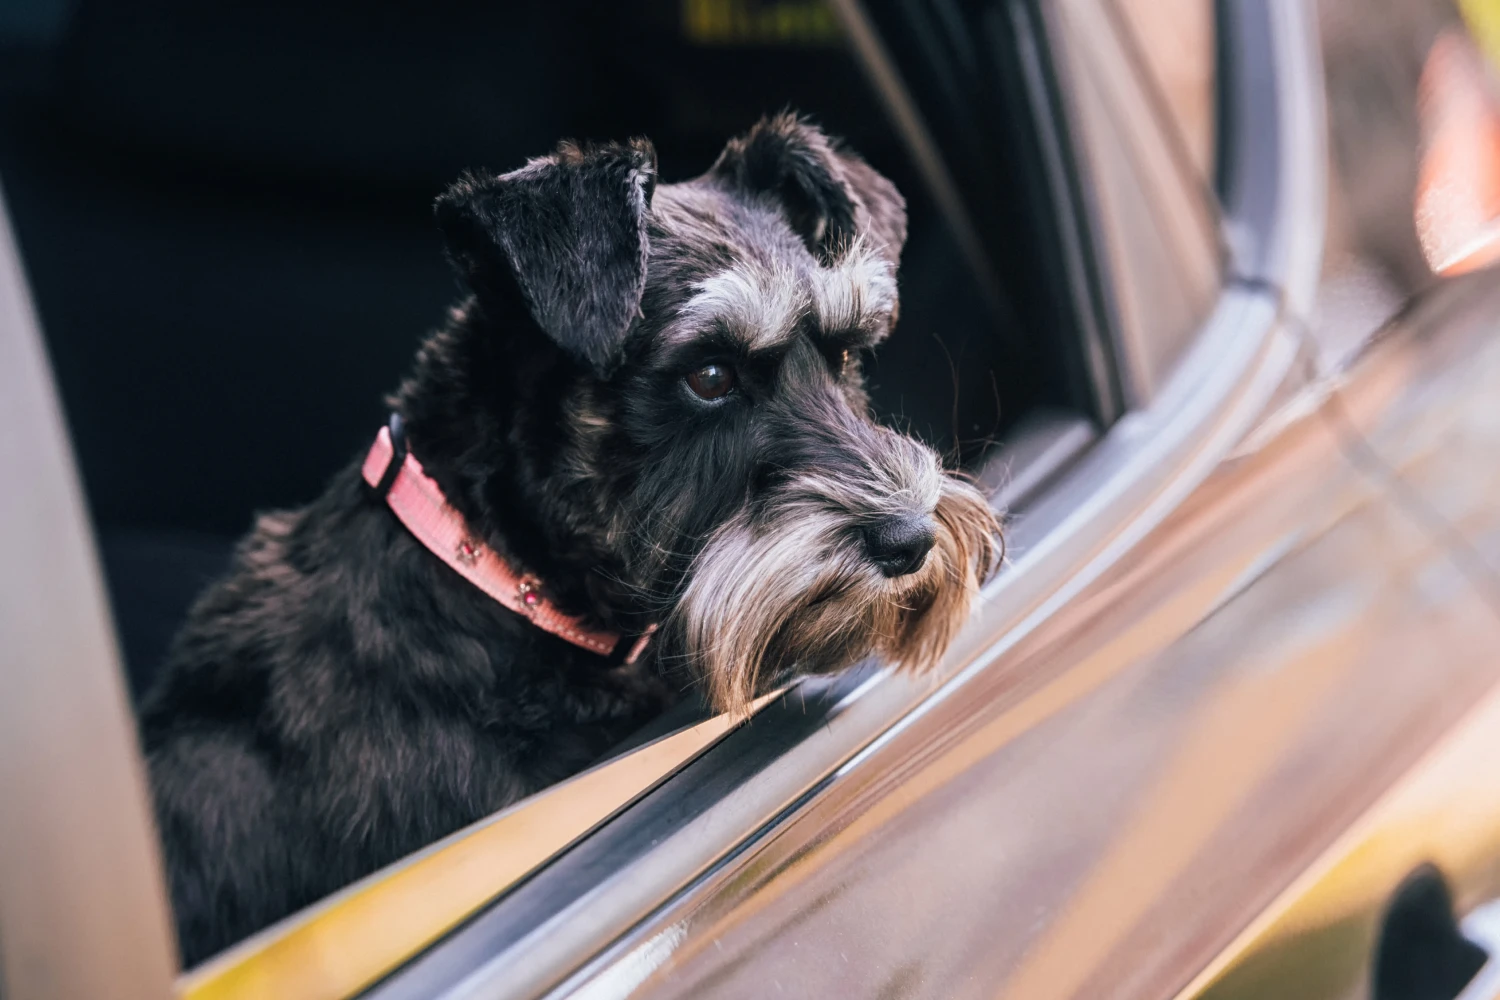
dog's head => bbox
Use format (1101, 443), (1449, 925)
(412, 113), (999, 712)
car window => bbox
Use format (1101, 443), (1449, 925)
(0, 0), (1068, 699)
(0, 0), (1110, 973)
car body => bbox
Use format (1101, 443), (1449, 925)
(3, 0), (1500, 998)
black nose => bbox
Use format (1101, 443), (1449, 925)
(864, 513), (936, 578)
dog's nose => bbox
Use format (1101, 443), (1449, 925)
(864, 513), (936, 578)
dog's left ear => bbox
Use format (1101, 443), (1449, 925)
(709, 113), (907, 267)
(435, 139), (657, 377)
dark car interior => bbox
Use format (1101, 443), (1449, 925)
(0, 0), (1095, 705)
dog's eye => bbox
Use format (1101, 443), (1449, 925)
(686, 363), (736, 400)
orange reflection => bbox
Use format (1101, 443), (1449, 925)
(1415, 32), (1500, 275)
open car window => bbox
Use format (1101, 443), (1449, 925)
(2, 0), (1091, 697)
(0, 0), (1306, 993)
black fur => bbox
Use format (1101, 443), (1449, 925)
(434, 138), (657, 377)
(141, 114), (935, 966)
(710, 111), (906, 264)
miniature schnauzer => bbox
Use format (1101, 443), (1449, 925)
(140, 113), (1000, 966)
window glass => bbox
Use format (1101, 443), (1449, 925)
(1055, 0), (1223, 402)
(1114, 0), (1218, 184)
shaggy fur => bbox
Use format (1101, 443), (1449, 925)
(140, 112), (1000, 967)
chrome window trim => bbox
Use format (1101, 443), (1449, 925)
(977, 408), (1098, 511)
(368, 4), (1328, 996)
(1217, 0), (1327, 311)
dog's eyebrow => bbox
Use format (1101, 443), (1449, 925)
(669, 241), (898, 354)
(810, 241), (898, 343)
(671, 259), (810, 352)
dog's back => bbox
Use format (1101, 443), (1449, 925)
(141, 472), (659, 963)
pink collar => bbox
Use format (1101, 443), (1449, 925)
(362, 420), (654, 663)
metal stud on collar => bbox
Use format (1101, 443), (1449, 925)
(517, 577), (542, 610)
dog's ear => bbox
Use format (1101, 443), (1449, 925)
(709, 113), (907, 267)
(435, 139), (657, 376)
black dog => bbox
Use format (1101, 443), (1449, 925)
(140, 113), (999, 966)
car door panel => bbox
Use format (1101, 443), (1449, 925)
(545, 277), (1500, 999)
(1331, 274), (1500, 588)
(1182, 681), (1500, 1000)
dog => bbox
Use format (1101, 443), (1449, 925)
(139, 112), (1000, 966)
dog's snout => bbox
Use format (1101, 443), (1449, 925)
(864, 513), (936, 578)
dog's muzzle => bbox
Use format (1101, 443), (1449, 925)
(669, 423), (1000, 713)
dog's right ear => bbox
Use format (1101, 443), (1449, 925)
(709, 113), (907, 268)
(434, 139), (657, 377)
